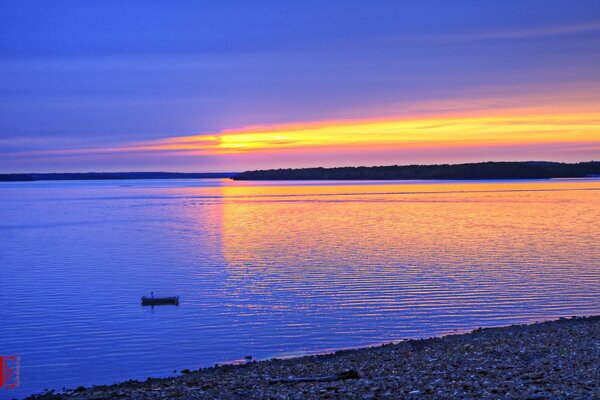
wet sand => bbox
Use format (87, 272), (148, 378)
(27, 316), (600, 399)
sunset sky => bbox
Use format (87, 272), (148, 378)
(1, 0), (599, 172)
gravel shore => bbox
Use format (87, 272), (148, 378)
(27, 316), (600, 399)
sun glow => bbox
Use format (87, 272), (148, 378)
(150, 110), (600, 155)
(12, 106), (599, 165)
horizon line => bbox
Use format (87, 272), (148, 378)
(2, 160), (599, 176)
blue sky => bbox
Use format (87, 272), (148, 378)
(1, 0), (599, 172)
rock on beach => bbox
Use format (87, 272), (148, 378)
(26, 316), (600, 399)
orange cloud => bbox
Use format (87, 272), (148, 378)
(140, 110), (600, 156)
(10, 100), (599, 164)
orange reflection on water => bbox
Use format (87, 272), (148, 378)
(216, 180), (600, 317)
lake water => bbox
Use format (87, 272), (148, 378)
(1, 178), (599, 398)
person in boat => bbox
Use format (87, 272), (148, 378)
(151, 291), (154, 298)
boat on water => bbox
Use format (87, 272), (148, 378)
(141, 295), (179, 306)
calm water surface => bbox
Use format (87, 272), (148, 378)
(1, 178), (599, 398)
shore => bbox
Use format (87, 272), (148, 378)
(27, 316), (599, 399)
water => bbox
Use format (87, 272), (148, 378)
(1, 178), (599, 398)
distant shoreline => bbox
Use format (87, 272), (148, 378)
(26, 315), (600, 399)
(3, 161), (600, 183)
(0, 172), (237, 182)
(233, 161), (600, 181)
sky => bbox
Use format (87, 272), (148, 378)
(1, 0), (599, 172)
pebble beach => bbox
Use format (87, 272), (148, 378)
(26, 316), (600, 399)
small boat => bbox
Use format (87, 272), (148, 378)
(141, 295), (179, 306)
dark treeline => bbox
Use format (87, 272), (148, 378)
(0, 172), (237, 182)
(233, 161), (600, 181)
(4, 162), (599, 182)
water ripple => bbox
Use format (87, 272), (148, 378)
(1, 178), (599, 398)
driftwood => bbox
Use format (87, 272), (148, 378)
(268, 369), (360, 384)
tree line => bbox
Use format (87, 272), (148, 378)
(233, 161), (600, 180)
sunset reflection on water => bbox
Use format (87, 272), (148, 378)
(217, 180), (599, 330)
(1, 178), (599, 397)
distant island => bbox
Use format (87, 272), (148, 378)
(3, 162), (600, 182)
(0, 172), (237, 182)
(233, 161), (600, 181)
